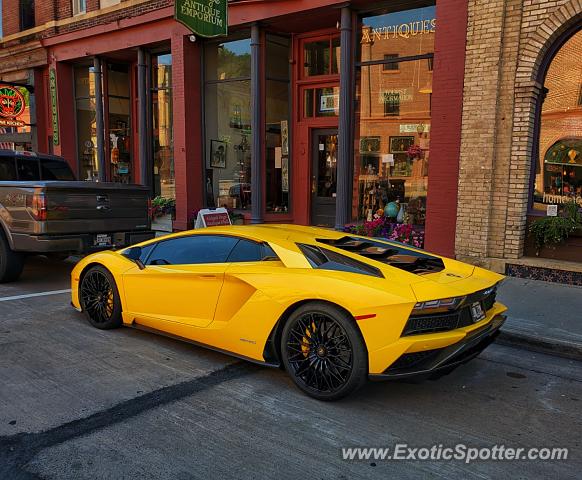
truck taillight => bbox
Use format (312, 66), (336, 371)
(31, 192), (47, 221)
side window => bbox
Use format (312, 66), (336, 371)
(227, 239), (263, 262)
(138, 243), (156, 263)
(16, 157), (40, 181)
(262, 243), (279, 260)
(0, 157), (17, 181)
(147, 235), (239, 265)
(40, 158), (75, 180)
(297, 243), (383, 278)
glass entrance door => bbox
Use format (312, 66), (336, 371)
(311, 129), (338, 226)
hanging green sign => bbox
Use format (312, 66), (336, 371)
(175, 0), (228, 38)
(49, 68), (59, 146)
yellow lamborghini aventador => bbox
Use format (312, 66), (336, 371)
(71, 224), (507, 400)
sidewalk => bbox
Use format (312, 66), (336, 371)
(496, 276), (582, 360)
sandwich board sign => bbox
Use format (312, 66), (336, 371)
(195, 208), (232, 228)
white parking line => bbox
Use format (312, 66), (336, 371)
(0, 289), (72, 302)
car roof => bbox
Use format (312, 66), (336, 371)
(199, 224), (346, 243)
(0, 150), (67, 162)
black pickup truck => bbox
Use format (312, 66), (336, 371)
(0, 150), (155, 282)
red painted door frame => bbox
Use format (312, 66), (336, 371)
(291, 29), (340, 225)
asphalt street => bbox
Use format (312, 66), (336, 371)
(0, 257), (581, 479)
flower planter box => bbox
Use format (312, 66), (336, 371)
(524, 218), (582, 262)
(344, 218), (425, 248)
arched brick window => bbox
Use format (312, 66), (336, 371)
(531, 28), (582, 213)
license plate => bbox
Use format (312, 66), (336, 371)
(95, 234), (112, 246)
(470, 302), (485, 322)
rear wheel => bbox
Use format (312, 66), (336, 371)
(281, 302), (368, 401)
(80, 266), (122, 329)
(0, 231), (24, 283)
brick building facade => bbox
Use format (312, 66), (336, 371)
(457, 0), (582, 276)
(1, 0), (580, 273)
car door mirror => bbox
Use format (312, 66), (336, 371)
(123, 246), (146, 270)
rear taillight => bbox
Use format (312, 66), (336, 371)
(31, 192), (47, 221)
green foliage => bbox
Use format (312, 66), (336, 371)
(529, 202), (582, 254)
(217, 47), (251, 79)
(150, 196), (176, 218)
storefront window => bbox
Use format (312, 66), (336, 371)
(353, 6), (435, 241)
(152, 53), (174, 199)
(204, 34), (252, 210)
(303, 36), (340, 77)
(74, 66), (98, 181)
(266, 35), (291, 213)
(107, 64), (131, 183)
(533, 29), (582, 211)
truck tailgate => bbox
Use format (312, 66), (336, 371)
(43, 182), (150, 235)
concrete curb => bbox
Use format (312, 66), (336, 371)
(497, 329), (582, 362)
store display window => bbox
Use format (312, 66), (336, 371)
(107, 63), (132, 183)
(266, 34), (291, 213)
(204, 34), (252, 210)
(152, 53), (175, 200)
(351, 5), (435, 245)
(74, 65), (98, 181)
(533, 29), (582, 212)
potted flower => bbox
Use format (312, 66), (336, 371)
(406, 144), (423, 160)
(344, 217), (425, 248)
(151, 196), (176, 232)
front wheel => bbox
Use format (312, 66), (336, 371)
(281, 302), (368, 401)
(79, 266), (122, 330)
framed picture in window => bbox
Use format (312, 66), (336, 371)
(359, 136), (381, 154)
(389, 136), (414, 154)
(210, 140), (227, 168)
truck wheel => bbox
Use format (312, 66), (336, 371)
(0, 231), (25, 283)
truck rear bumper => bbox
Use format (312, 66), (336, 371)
(11, 231), (155, 253)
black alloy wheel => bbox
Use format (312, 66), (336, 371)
(281, 302), (367, 401)
(80, 266), (122, 329)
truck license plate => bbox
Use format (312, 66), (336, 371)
(95, 234), (112, 247)
(470, 302), (485, 322)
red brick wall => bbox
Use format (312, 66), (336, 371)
(2, 0), (21, 36)
(36, 1), (55, 26)
(423, 0), (468, 257)
(87, 0), (100, 13)
(56, 0), (72, 20)
(171, 33), (204, 229)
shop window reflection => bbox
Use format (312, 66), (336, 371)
(353, 5), (435, 243)
(266, 34), (291, 213)
(204, 34), (252, 211)
(303, 36), (340, 78)
(533, 29), (582, 211)
(74, 66), (98, 181)
(107, 64), (131, 183)
(152, 53), (174, 200)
